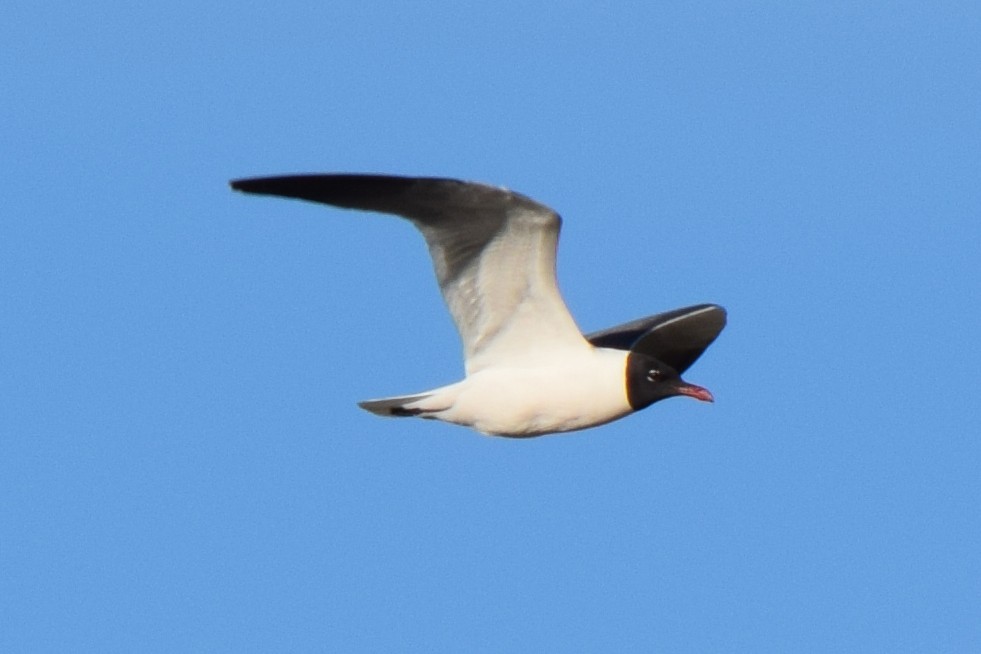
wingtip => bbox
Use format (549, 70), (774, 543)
(228, 176), (297, 198)
(695, 303), (728, 326)
(229, 177), (256, 193)
(229, 175), (297, 193)
(713, 304), (728, 326)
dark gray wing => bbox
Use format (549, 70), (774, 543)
(586, 304), (726, 374)
(230, 174), (589, 373)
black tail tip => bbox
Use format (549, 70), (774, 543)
(389, 406), (424, 417)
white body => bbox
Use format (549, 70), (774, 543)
(400, 347), (632, 437)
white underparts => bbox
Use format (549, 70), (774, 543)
(365, 346), (633, 437)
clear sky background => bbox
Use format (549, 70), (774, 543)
(2, 2), (979, 652)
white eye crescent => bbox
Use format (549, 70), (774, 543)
(646, 370), (661, 382)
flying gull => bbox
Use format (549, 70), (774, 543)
(230, 174), (725, 437)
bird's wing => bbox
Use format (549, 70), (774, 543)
(586, 304), (726, 374)
(230, 174), (589, 373)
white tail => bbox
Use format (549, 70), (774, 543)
(357, 392), (436, 417)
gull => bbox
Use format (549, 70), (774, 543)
(230, 174), (725, 437)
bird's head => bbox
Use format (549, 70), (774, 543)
(625, 352), (714, 410)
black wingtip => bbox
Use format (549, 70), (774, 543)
(228, 175), (303, 196)
(697, 303), (727, 329)
(229, 176), (273, 195)
(226, 174), (430, 210)
(228, 175), (336, 205)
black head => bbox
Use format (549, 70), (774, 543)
(625, 352), (715, 411)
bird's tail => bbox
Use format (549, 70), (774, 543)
(358, 392), (438, 417)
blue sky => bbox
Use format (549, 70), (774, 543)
(2, 2), (979, 651)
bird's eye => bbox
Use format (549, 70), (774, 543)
(646, 369), (661, 382)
